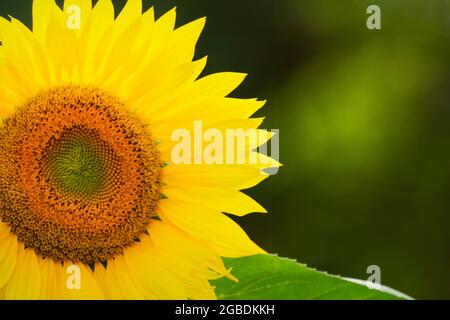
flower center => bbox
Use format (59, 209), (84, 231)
(42, 126), (121, 201)
(0, 86), (161, 265)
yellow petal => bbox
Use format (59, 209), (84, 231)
(162, 186), (267, 216)
(0, 18), (43, 96)
(0, 231), (18, 289)
(149, 221), (234, 285)
(124, 239), (188, 300)
(0, 19), (31, 84)
(163, 164), (268, 190)
(38, 258), (58, 300)
(32, 0), (58, 44)
(91, 263), (112, 299)
(101, 17), (142, 84)
(220, 98), (266, 118)
(0, 222), (10, 238)
(131, 57), (207, 115)
(158, 200), (265, 258)
(134, 17), (205, 86)
(4, 245), (41, 299)
(107, 7), (155, 93)
(79, 0), (114, 81)
(141, 72), (247, 120)
(44, 13), (77, 83)
(142, 7), (176, 61)
(114, 0), (142, 37)
(116, 7), (176, 100)
(10, 17), (50, 86)
(169, 17), (205, 64)
(97, 256), (147, 300)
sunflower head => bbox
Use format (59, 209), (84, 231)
(0, 0), (278, 300)
(0, 86), (161, 264)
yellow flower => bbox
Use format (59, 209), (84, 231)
(0, 0), (278, 299)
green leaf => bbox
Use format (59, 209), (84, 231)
(212, 254), (412, 300)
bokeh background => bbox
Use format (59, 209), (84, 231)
(1, 0), (449, 299)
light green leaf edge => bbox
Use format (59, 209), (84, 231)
(212, 254), (413, 300)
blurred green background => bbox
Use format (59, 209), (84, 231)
(1, 0), (450, 299)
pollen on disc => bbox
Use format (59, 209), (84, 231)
(0, 86), (162, 264)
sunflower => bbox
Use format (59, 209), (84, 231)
(0, 0), (278, 300)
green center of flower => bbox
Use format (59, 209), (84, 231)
(43, 126), (120, 200)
